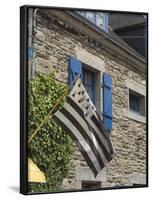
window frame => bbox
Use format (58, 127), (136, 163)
(129, 90), (140, 113)
(77, 11), (108, 32)
(125, 79), (146, 123)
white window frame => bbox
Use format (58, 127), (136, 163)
(125, 79), (146, 123)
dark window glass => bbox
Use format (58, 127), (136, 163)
(129, 90), (140, 113)
(82, 181), (101, 190)
(82, 68), (95, 103)
(129, 89), (146, 116)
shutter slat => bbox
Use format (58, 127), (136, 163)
(68, 56), (82, 85)
(103, 73), (112, 131)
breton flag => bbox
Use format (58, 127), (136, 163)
(52, 76), (115, 177)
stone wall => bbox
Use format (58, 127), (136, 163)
(31, 10), (146, 190)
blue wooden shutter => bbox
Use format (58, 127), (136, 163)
(103, 73), (112, 131)
(68, 56), (82, 85)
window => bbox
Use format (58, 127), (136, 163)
(96, 13), (104, 29)
(82, 67), (95, 103)
(77, 11), (86, 17)
(76, 11), (108, 32)
(129, 90), (145, 116)
(129, 90), (140, 113)
(125, 79), (146, 123)
(86, 12), (95, 23)
(69, 56), (113, 130)
(82, 181), (101, 190)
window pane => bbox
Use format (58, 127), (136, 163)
(76, 11), (108, 32)
(129, 90), (146, 116)
(77, 11), (86, 17)
(83, 68), (95, 103)
(129, 91), (140, 113)
(86, 12), (95, 23)
(97, 12), (104, 17)
(96, 14), (104, 28)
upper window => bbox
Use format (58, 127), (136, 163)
(96, 13), (104, 29)
(77, 11), (108, 32)
(129, 89), (145, 117)
(125, 79), (146, 123)
(86, 12), (95, 23)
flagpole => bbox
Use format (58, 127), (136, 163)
(28, 89), (68, 144)
(28, 74), (80, 144)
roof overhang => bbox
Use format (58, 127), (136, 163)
(44, 9), (147, 73)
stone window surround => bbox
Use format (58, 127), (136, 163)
(128, 173), (146, 185)
(75, 167), (107, 189)
(125, 79), (146, 123)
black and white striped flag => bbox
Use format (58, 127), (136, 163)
(52, 76), (115, 177)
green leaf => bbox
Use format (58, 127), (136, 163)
(28, 71), (73, 193)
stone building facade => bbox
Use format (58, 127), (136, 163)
(28, 8), (147, 190)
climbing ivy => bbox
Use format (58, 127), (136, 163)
(28, 72), (74, 193)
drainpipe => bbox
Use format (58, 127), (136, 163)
(28, 8), (39, 80)
(28, 8), (33, 80)
(31, 8), (39, 79)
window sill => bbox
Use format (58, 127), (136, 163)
(127, 110), (146, 123)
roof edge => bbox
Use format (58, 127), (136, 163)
(40, 9), (147, 73)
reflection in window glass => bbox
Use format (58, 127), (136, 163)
(76, 11), (108, 32)
(86, 12), (95, 23)
(96, 13), (104, 28)
(78, 11), (86, 17)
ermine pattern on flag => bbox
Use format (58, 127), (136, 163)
(52, 76), (115, 177)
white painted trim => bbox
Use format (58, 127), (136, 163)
(127, 110), (146, 124)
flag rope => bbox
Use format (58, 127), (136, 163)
(28, 89), (68, 144)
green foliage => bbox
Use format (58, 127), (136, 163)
(28, 72), (74, 193)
